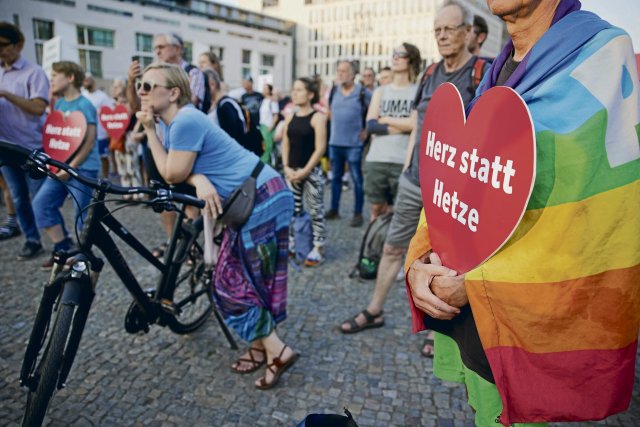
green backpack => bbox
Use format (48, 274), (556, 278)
(350, 212), (393, 280)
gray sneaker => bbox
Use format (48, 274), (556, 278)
(17, 241), (43, 260)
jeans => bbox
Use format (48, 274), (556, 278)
(0, 164), (42, 242)
(329, 145), (364, 215)
(32, 170), (99, 239)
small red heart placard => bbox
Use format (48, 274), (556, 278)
(99, 104), (131, 140)
(419, 83), (535, 274)
(42, 110), (87, 172)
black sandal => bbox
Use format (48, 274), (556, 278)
(340, 309), (385, 334)
(230, 347), (266, 374)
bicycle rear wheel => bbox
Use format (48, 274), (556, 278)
(22, 303), (75, 427)
(166, 221), (212, 334)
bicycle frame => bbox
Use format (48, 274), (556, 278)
(77, 187), (201, 327)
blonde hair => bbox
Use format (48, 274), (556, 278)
(142, 62), (192, 107)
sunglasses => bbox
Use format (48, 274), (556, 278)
(135, 79), (171, 93)
(392, 50), (410, 59)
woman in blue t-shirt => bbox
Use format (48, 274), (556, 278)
(136, 63), (297, 390)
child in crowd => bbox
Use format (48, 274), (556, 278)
(32, 61), (100, 269)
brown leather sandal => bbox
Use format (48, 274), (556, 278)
(255, 345), (300, 390)
(230, 347), (266, 374)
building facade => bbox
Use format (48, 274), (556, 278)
(239, 0), (506, 83)
(0, 0), (295, 91)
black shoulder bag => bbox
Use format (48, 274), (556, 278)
(218, 160), (264, 229)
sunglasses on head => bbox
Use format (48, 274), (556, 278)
(392, 50), (410, 59)
(135, 79), (171, 93)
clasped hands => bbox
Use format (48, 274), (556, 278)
(407, 252), (468, 320)
(283, 166), (309, 184)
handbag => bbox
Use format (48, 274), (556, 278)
(292, 212), (313, 262)
(218, 160), (264, 229)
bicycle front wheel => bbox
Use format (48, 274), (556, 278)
(22, 303), (75, 427)
(166, 227), (212, 334)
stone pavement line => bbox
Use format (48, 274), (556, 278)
(0, 190), (637, 426)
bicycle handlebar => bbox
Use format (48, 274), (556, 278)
(0, 140), (205, 209)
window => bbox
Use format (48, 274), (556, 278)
(242, 49), (251, 78)
(260, 54), (275, 75)
(183, 41), (193, 63)
(34, 0), (75, 6)
(135, 33), (154, 68)
(77, 26), (114, 47)
(33, 19), (54, 65)
(210, 46), (224, 62)
(78, 49), (102, 78)
(87, 4), (132, 17)
(77, 26), (112, 77)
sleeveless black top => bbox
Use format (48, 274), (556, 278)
(287, 111), (316, 169)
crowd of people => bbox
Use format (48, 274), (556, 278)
(1, 0), (638, 423)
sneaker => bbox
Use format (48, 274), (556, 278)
(325, 209), (340, 220)
(350, 214), (364, 227)
(0, 224), (21, 240)
(17, 241), (43, 260)
(304, 247), (325, 267)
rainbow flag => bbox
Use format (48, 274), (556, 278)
(405, 5), (640, 425)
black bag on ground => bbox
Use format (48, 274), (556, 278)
(218, 161), (264, 229)
(297, 408), (359, 427)
(349, 211), (393, 280)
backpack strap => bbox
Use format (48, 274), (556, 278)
(471, 57), (487, 90)
(413, 62), (439, 108)
(359, 85), (367, 128)
(328, 84), (338, 107)
(422, 62), (439, 85)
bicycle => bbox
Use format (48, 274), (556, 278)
(0, 141), (237, 426)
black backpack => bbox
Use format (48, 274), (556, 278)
(184, 64), (212, 113)
(297, 408), (359, 427)
(349, 212), (393, 280)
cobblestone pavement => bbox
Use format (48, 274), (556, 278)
(0, 189), (638, 426)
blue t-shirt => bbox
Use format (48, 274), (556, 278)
(163, 106), (278, 199)
(329, 83), (371, 147)
(54, 95), (100, 172)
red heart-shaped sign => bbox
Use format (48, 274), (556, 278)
(419, 83), (535, 274)
(43, 110), (87, 172)
(99, 104), (131, 140)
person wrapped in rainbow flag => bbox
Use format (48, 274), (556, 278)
(405, 0), (640, 425)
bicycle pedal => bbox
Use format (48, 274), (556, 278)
(160, 299), (176, 315)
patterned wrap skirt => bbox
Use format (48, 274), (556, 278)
(211, 176), (293, 342)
